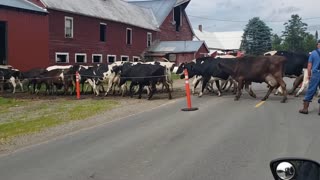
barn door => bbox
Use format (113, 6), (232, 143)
(0, 21), (7, 65)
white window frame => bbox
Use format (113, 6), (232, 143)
(65, 16), (73, 38)
(107, 55), (117, 63)
(100, 22), (107, 42)
(55, 52), (69, 63)
(92, 54), (103, 63)
(147, 32), (152, 47)
(121, 55), (129, 62)
(75, 53), (87, 63)
(126, 28), (132, 45)
(133, 56), (140, 62)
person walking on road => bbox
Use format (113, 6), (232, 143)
(299, 40), (320, 115)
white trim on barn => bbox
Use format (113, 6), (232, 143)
(107, 55), (116, 63)
(55, 52), (69, 63)
(121, 55), (129, 62)
(133, 56), (140, 62)
(92, 54), (103, 63)
(65, 16), (74, 38)
(75, 53), (87, 63)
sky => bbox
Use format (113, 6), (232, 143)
(185, 0), (320, 35)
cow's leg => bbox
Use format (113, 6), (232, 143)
(120, 84), (126, 97)
(192, 76), (202, 94)
(148, 83), (156, 100)
(225, 80), (233, 92)
(16, 79), (24, 92)
(199, 76), (210, 97)
(129, 83), (135, 98)
(9, 77), (17, 94)
(138, 84), (143, 99)
(245, 83), (256, 98)
(262, 75), (281, 101)
(262, 86), (275, 101)
(170, 81), (174, 92)
(232, 80), (238, 94)
(235, 80), (244, 101)
(289, 75), (303, 95)
(105, 79), (113, 96)
(296, 80), (308, 97)
(215, 80), (222, 97)
(277, 77), (287, 103)
(221, 80), (228, 90)
(163, 80), (172, 99)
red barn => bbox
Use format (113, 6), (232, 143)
(0, 0), (49, 71)
(33, 0), (207, 66)
(1, 0), (208, 70)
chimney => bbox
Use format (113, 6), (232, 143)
(198, 24), (203, 32)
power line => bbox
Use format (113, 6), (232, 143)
(188, 15), (320, 23)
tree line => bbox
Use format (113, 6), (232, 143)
(241, 14), (319, 55)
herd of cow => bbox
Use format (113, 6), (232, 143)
(0, 50), (313, 102)
(0, 60), (174, 100)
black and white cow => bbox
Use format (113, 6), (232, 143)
(71, 64), (109, 96)
(175, 57), (239, 97)
(0, 67), (23, 93)
(113, 62), (172, 100)
(265, 51), (308, 95)
(21, 68), (47, 93)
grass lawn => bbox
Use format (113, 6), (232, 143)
(0, 97), (119, 142)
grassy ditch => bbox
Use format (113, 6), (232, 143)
(0, 97), (119, 142)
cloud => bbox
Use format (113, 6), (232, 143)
(277, 6), (301, 14)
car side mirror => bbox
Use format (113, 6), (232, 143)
(270, 158), (320, 180)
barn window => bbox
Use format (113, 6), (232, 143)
(147, 32), (152, 47)
(55, 53), (69, 63)
(133, 56), (140, 62)
(126, 28), (132, 45)
(173, 6), (182, 31)
(100, 23), (106, 42)
(75, 53), (87, 63)
(65, 17), (73, 38)
(107, 55), (116, 64)
(92, 54), (102, 63)
(121, 56), (129, 62)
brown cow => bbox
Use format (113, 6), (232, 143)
(218, 55), (288, 103)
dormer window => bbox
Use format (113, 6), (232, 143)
(173, 6), (182, 32)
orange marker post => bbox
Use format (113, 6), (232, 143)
(76, 71), (80, 99)
(181, 69), (198, 111)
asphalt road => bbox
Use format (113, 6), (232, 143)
(1, 81), (320, 180)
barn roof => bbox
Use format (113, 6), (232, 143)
(148, 41), (208, 53)
(194, 29), (243, 50)
(128, 0), (190, 27)
(0, 0), (47, 13)
(40, 0), (159, 31)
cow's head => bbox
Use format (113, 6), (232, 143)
(175, 62), (196, 79)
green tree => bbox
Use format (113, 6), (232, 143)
(271, 34), (283, 50)
(303, 33), (317, 53)
(241, 17), (272, 55)
(316, 30), (319, 40)
(282, 14), (308, 52)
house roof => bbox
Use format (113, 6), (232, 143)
(148, 41), (208, 53)
(0, 0), (47, 13)
(194, 29), (243, 50)
(128, 0), (190, 27)
(40, 0), (159, 31)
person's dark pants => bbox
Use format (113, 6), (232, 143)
(304, 71), (320, 103)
